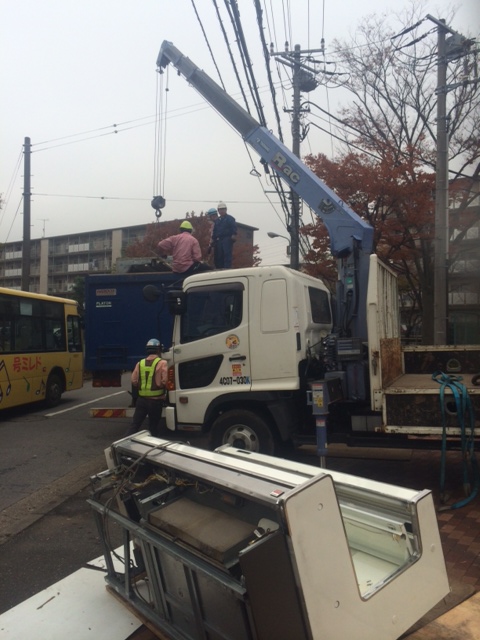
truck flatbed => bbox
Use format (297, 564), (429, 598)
(386, 373), (480, 393)
(382, 372), (480, 435)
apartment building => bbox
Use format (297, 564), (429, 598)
(448, 178), (480, 343)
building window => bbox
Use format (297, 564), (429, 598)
(5, 250), (22, 260)
(68, 243), (90, 253)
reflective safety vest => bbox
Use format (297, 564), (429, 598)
(138, 357), (165, 398)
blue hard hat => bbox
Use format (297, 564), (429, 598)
(206, 208), (218, 216)
(146, 338), (161, 350)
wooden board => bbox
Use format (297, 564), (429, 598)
(0, 565), (144, 640)
(106, 587), (169, 640)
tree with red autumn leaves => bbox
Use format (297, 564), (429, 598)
(303, 150), (436, 339)
(124, 212), (260, 269)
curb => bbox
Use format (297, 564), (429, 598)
(0, 455), (107, 546)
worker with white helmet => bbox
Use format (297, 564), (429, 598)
(210, 202), (237, 268)
(156, 220), (210, 276)
(125, 338), (167, 437)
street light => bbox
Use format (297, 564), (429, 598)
(267, 231), (291, 256)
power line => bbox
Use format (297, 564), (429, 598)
(34, 114), (158, 147)
(31, 192), (278, 206)
(226, 0), (267, 125)
(2, 197), (23, 244)
(191, 0), (226, 90)
(254, 0), (284, 140)
(0, 148), (23, 231)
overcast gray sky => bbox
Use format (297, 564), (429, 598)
(1, 0), (478, 265)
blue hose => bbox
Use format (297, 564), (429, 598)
(432, 371), (479, 509)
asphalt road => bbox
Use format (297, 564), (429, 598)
(0, 382), (131, 514)
(0, 375), (212, 615)
(0, 377), (134, 613)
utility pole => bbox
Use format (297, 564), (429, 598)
(21, 137), (31, 292)
(433, 20), (449, 345)
(271, 44), (320, 270)
(426, 14), (475, 344)
(290, 45), (302, 270)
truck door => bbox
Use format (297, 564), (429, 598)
(170, 279), (251, 426)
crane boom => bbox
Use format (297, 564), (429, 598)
(157, 40), (374, 340)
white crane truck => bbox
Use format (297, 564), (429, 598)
(153, 41), (480, 458)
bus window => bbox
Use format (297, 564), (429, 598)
(0, 325), (12, 351)
(67, 315), (82, 352)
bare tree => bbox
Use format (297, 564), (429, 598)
(304, 2), (479, 341)
(331, 3), (479, 175)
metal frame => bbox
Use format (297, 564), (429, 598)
(88, 498), (256, 640)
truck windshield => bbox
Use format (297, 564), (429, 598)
(180, 283), (244, 343)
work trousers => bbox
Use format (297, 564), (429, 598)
(215, 237), (234, 269)
(125, 396), (164, 437)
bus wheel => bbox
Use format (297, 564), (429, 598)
(209, 410), (275, 455)
(45, 374), (63, 407)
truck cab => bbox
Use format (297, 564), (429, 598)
(164, 265), (332, 452)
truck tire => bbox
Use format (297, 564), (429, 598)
(45, 374), (63, 408)
(209, 410), (275, 455)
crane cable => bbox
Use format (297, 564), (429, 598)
(432, 371), (479, 510)
(151, 67), (168, 218)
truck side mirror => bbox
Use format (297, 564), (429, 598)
(168, 290), (186, 315)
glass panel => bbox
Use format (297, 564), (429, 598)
(336, 485), (420, 598)
(67, 315), (83, 352)
(308, 286), (331, 324)
(181, 284), (243, 344)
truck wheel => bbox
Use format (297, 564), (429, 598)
(209, 410), (275, 455)
(45, 374), (63, 407)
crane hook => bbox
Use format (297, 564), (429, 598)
(151, 195), (166, 219)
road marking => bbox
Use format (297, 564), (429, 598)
(45, 391), (127, 417)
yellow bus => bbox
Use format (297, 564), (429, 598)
(0, 288), (83, 410)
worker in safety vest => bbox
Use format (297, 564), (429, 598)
(125, 338), (167, 437)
